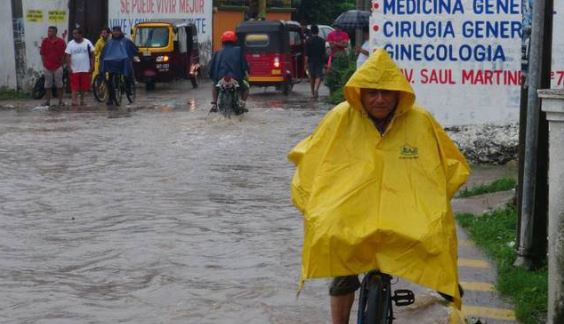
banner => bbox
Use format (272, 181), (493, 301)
(370, 0), (563, 125)
(107, 0), (213, 64)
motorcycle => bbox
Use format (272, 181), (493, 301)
(213, 76), (246, 118)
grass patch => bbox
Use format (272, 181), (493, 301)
(0, 88), (28, 100)
(457, 206), (547, 324)
(457, 177), (516, 198)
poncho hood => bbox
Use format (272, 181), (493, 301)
(344, 48), (415, 120)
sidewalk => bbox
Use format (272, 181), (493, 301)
(454, 165), (518, 323)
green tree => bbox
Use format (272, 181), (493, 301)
(294, 0), (355, 25)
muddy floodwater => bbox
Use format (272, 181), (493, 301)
(0, 83), (452, 323)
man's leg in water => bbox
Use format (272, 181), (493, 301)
(331, 293), (355, 324)
(314, 77), (322, 97)
(212, 85), (218, 103)
(310, 76), (316, 96)
(329, 276), (360, 324)
(107, 73), (115, 106)
(241, 88), (249, 101)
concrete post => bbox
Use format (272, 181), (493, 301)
(538, 88), (564, 324)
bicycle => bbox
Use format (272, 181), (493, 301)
(357, 271), (415, 324)
(107, 73), (135, 106)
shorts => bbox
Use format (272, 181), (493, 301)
(308, 61), (324, 79)
(329, 275), (360, 296)
(70, 72), (91, 92)
(44, 67), (64, 89)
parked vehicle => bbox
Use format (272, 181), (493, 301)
(236, 20), (306, 95)
(132, 20), (200, 90)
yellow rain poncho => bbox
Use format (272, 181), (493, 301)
(92, 36), (107, 82)
(288, 49), (470, 307)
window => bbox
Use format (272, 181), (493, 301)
(245, 34), (270, 47)
(289, 31), (302, 46)
(134, 27), (169, 48)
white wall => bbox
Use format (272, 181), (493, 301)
(370, 0), (563, 126)
(21, 0), (69, 89)
(0, 1), (17, 89)
(107, 0), (214, 65)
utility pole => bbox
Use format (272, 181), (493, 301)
(515, 0), (552, 268)
(355, 0), (364, 48)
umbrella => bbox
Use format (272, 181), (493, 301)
(333, 10), (370, 31)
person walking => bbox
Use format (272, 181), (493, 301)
(65, 29), (94, 106)
(305, 25), (326, 98)
(39, 26), (66, 106)
(288, 49), (470, 323)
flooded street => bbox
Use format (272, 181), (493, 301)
(0, 82), (338, 323)
(1, 82), (456, 323)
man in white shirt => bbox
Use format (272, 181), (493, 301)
(65, 29), (94, 106)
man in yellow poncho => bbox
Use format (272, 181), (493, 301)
(92, 28), (111, 83)
(288, 49), (470, 323)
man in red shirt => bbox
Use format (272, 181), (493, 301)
(39, 26), (66, 106)
(326, 25), (350, 66)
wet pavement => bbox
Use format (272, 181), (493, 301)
(1, 81), (514, 323)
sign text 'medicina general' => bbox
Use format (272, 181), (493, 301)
(376, 0), (521, 62)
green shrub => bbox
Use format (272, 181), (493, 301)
(324, 52), (357, 103)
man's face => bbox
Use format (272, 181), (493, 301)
(112, 30), (122, 38)
(47, 28), (56, 38)
(72, 30), (82, 41)
(360, 89), (399, 120)
(101, 30), (109, 39)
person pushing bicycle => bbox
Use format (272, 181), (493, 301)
(208, 31), (250, 112)
(288, 49), (470, 323)
(100, 26), (138, 107)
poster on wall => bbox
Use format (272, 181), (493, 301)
(48, 10), (67, 24)
(369, 0), (563, 125)
(107, 0), (213, 65)
(26, 10), (44, 23)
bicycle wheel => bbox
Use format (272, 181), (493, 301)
(92, 75), (108, 103)
(112, 74), (123, 106)
(126, 78), (136, 104)
(358, 272), (393, 324)
(32, 76), (46, 99)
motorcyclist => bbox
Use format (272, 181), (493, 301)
(208, 31), (249, 112)
(99, 26), (138, 107)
